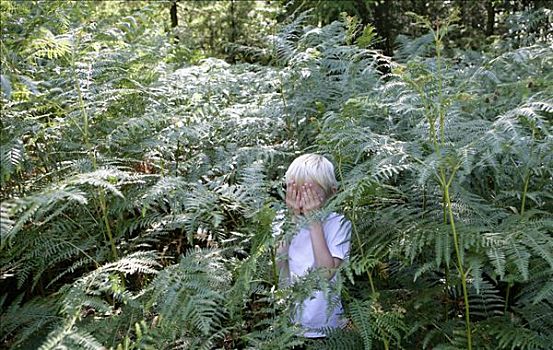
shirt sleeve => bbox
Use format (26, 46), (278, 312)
(324, 214), (352, 260)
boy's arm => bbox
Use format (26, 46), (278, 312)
(309, 221), (342, 279)
(300, 183), (342, 279)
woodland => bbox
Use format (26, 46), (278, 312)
(0, 0), (552, 349)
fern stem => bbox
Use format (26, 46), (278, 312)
(270, 246), (278, 287)
(441, 168), (451, 323)
(520, 127), (536, 216)
(71, 31), (118, 261)
(444, 185), (472, 350)
(407, 80), (438, 150)
(71, 37), (91, 157)
(351, 216), (376, 294)
(175, 140), (180, 176)
(520, 171), (530, 216)
(504, 283), (511, 313)
(442, 192), (447, 224)
(422, 185), (426, 218)
(99, 190), (118, 260)
(337, 155), (377, 295)
(429, 15), (471, 346)
(444, 266), (450, 321)
(435, 26), (446, 146)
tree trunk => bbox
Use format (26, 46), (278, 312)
(354, 0), (371, 26)
(372, 0), (394, 57)
(170, 0), (178, 28)
(229, 0), (236, 43)
(228, 0), (237, 63)
(415, 0), (427, 18)
(169, 0), (179, 44)
(486, 0), (495, 36)
(460, 0), (468, 28)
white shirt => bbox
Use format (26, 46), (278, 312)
(287, 212), (352, 337)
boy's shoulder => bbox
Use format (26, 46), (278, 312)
(324, 212), (352, 231)
(325, 212), (349, 223)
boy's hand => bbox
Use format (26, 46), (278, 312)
(300, 182), (324, 215)
(286, 181), (301, 216)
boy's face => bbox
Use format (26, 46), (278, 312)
(287, 179), (329, 209)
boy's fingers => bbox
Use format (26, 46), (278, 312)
(305, 185), (314, 202)
(302, 185), (313, 211)
(304, 186), (322, 211)
(287, 183), (298, 205)
(306, 183), (319, 201)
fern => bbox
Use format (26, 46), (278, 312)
(349, 298), (407, 350)
(138, 248), (231, 348)
(1, 3), (552, 349)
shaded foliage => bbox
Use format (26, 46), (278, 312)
(1, 1), (552, 350)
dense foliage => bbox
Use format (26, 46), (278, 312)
(1, 1), (552, 349)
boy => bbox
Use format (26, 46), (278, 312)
(277, 153), (352, 338)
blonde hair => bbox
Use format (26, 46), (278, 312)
(285, 154), (338, 196)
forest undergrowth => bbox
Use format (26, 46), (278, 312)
(1, 2), (552, 349)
